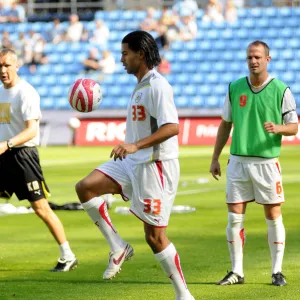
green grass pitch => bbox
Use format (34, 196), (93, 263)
(0, 146), (299, 300)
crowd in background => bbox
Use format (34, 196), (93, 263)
(0, 0), (239, 76)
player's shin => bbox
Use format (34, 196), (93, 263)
(266, 215), (285, 274)
(226, 212), (245, 277)
(155, 243), (193, 300)
(81, 196), (126, 252)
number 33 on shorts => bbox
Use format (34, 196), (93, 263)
(143, 199), (161, 215)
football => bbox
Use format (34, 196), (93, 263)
(68, 78), (102, 113)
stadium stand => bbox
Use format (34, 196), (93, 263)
(1, 6), (300, 112)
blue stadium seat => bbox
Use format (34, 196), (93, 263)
(282, 49), (293, 60)
(214, 84), (227, 95)
(100, 96), (114, 108)
(49, 86), (66, 97)
(248, 8), (263, 18)
(172, 85), (182, 96)
(184, 40), (197, 51)
(206, 96), (220, 108)
(182, 85), (197, 96)
(200, 85), (212, 96)
(213, 62), (226, 72)
(289, 60), (300, 71)
(175, 96), (189, 108)
(176, 74), (190, 84)
(272, 60), (286, 71)
(134, 10), (147, 20)
(94, 10), (107, 20)
(206, 73), (219, 83)
(237, 8), (248, 18)
(190, 73), (204, 84)
(177, 51), (189, 62)
(189, 96), (205, 108)
(30, 76), (43, 86)
(40, 97), (55, 109)
(60, 75), (75, 86)
(36, 86), (48, 97)
(264, 7), (277, 17)
(55, 97), (70, 109)
(277, 7), (293, 17)
(115, 97), (128, 109)
(221, 29), (234, 39)
(44, 76), (57, 86)
(185, 64), (198, 72)
(280, 72), (294, 84)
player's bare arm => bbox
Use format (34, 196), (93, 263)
(10, 119), (39, 147)
(210, 119), (232, 180)
(0, 120), (38, 155)
(264, 122), (298, 136)
(110, 123), (179, 161)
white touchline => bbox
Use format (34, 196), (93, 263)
(176, 179), (300, 196)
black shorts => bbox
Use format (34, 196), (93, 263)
(0, 147), (50, 202)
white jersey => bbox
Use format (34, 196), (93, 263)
(223, 75), (298, 124)
(125, 69), (179, 163)
(0, 79), (42, 147)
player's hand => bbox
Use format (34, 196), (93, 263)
(0, 141), (8, 155)
(110, 143), (138, 161)
(210, 160), (221, 180)
(264, 122), (279, 134)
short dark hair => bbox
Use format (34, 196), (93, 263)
(0, 48), (17, 57)
(122, 30), (161, 69)
(247, 40), (270, 56)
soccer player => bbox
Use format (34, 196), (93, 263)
(76, 31), (195, 300)
(209, 41), (298, 286)
(0, 48), (77, 272)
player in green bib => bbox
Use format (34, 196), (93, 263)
(210, 41), (298, 286)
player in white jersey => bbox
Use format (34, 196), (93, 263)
(209, 41), (298, 286)
(76, 31), (195, 300)
(0, 48), (77, 272)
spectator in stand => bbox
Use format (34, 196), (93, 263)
(155, 24), (169, 51)
(224, 0), (238, 23)
(30, 36), (49, 73)
(97, 50), (116, 75)
(140, 7), (158, 32)
(159, 5), (178, 28)
(89, 19), (110, 49)
(173, 0), (198, 18)
(177, 14), (197, 42)
(202, 0), (224, 23)
(23, 30), (48, 73)
(82, 47), (99, 72)
(0, 2), (10, 23)
(48, 18), (65, 44)
(157, 55), (171, 75)
(14, 31), (26, 65)
(83, 49), (116, 75)
(64, 14), (83, 43)
(7, 1), (26, 23)
(0, 30), (13, 49)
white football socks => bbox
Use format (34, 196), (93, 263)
(266, 215), (285, 274)
(155, 243), (192, 300)
(82, 196), (126, 252)
(226, 212), (245, 277)
(59, 241), (75, 260)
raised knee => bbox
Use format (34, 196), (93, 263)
(75, 179), (89, 195)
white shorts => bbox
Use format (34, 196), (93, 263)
(226, 155), (284, 205)
(97, 158), (179, 227)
